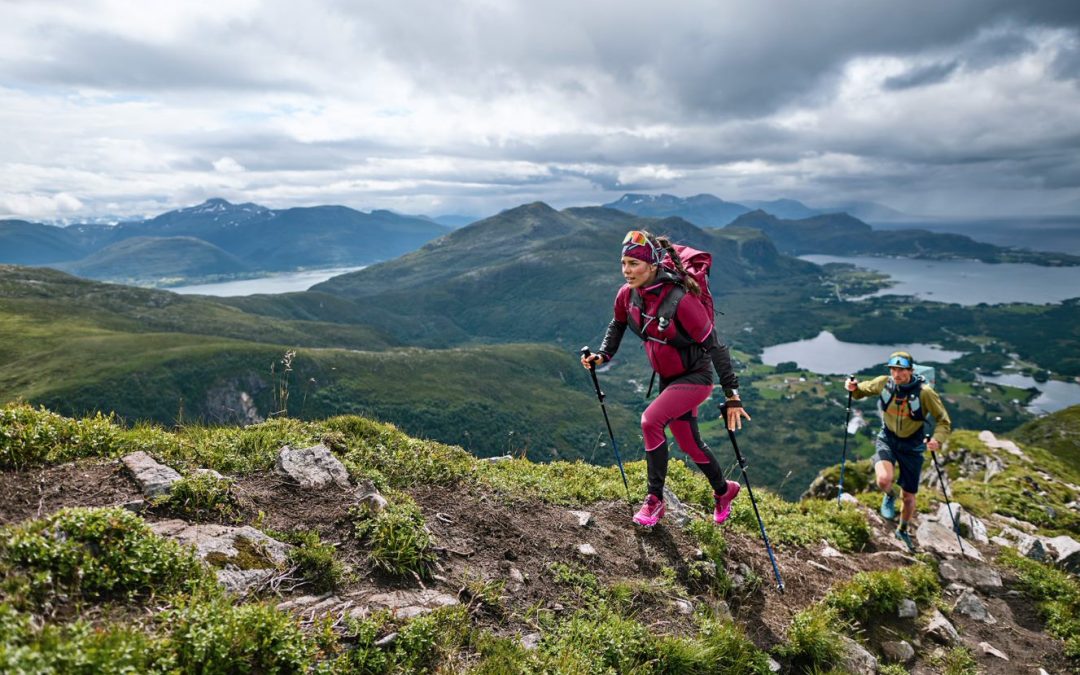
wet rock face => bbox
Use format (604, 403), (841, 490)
(122, 451), (182, 497)
(276, 443), (351, 489)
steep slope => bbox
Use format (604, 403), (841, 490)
(1012, 404), (1080, 470)
(0, 406), (1075, 672)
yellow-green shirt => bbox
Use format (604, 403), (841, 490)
(851, 375), (952, 444)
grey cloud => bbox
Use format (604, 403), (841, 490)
(884, 61), (960, 91)
(1051, 42), (1080, 81)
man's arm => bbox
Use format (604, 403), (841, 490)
(922, 387), (952, 445)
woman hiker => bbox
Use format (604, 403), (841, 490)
(580, 229), (750, 527)
(845, 351), (952, 552)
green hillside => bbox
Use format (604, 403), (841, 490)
(0, 265), (637, 461)
(55, 236), (253, 284)
(1012, 404), (1080, 469)
(307, 203), (817, 348)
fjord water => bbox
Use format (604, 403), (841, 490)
(980, 373), (1080, 415)
(760, 330), (965, 375)
(802, 255), (1080, 305)
(168, 266), (365, 296)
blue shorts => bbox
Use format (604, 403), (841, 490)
(872, 432), (925, 495)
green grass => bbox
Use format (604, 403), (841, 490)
(998, 548), (1080, 660)
(353, 491), (438, 579)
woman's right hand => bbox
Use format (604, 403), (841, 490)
(581, 353), (605, 369)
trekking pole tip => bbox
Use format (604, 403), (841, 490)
(777, 582), (785, 594)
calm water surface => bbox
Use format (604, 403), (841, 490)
(979, 373), (1080, 415)
(802, 255), (1080, 305)
(760, 331), (965, 375)
(168, 266), (365, 297)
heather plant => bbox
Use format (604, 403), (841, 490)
(0, 507), (210, 609)
(353, 492), (437, 579)
(0, 404), (120, 469)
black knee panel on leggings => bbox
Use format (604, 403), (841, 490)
(646, 442), (669, 498)
(695, 447), (728, 495)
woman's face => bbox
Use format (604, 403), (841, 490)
(622, 256), (657, 288)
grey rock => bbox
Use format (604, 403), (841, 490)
(508, 567), (526, 585)
(978, 641), (1009, 660)
(924, 609), (960, 645)
(483, 455), (513, 463)
(819, 543), (844, 558)
(953, 590), (996, 624)
(277, 593), (333, 611)
(121, 499), (147, 513)
(673, 599), (694, 615)
(915, 519), (983, 560)
(363, 589), (460, 619)
(569, 510), (593, 527)
(1019, 536), (1048, 562)
(839, 492), (860, 506)
(838, 635), (878, 675)
(990, 535), (1013, 548)
(730, 563), (753, 594)
(938, 559), (1002, 591)
(216, 568), (276, 594)
(520, 632), (542, 650)
(1042, 534), (1080, 573)
(149, 519), (290, 569)
(766, 657), (782, 673)
(662, 486), (691, 527)
(713, 600), (732, 622)
(355, 480), (388, 514)
(977, 430), (1025, 458)
(194, 468), (224, 481)
(881, 640), (915, 663)
(898, 598), (919, 619)
(576, 543), (598, 557)
(375, 633), (398, 648)
(122, 451), (182, 498)
(276, 443), (350, 490)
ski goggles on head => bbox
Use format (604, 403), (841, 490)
(886, 352), (914, 369)
(621, 230), (661, 263)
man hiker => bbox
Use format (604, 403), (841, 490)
(845, 351), (952, 552)
(581, 229), (749, 528)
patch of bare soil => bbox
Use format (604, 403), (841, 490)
(0, 460), (142, 525)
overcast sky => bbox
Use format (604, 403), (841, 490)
(2, 0), (1080, 221)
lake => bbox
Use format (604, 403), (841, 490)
(802, 255), (1080, 305)
(980, 373), (1080, 415)
(168, 266), (365, 297)
(760, 330), (965, 375)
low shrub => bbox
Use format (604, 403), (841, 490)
(158, 471), (239, 522)
(0, 507), (209, 608)
(353, 493), (437, 579)
(0, 404), (120, 469)
(825, 564), (939, 626)
(773, 604), (847, 673)
(275, 530), (345, 594)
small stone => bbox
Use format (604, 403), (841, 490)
(839, 492), (860, 506)
(194, 468), (224, 480)
(121, 499), (146, 513)
(1019, 536), (1048, 562)
(807, 560), (832, 573)
(662, 486), (691, 527)
(838, 635), (878, 675)
(355, 480), (388, 513)
(520, 632), (542, 650)
(898, 598), (918, 619)
(938, 559), (1002, 591)
(122, 451), (182, 498)
(569, 510), (593, 527)
(673, 599), (694, 615)
(1042, 534), (1080, 573)
(483, 455), (513, 463)
(276, 443), (350, 490)
(577, 543), (598, 557)
(375, 632), (398, 648)
(954, 590), (996, 624)
(924, 609), (960, 645)
(819, 543), (844, 558)
(766, 657), (782, 673)
(713, 600), (732, 622)
(881, 640), (915, 663)
(978, 641), (1009, 661)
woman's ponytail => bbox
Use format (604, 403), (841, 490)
(655, 235), (701, 295)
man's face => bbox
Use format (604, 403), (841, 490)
(890, 366), (912, 385)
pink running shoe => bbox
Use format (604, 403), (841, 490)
(633, 494), (665, 527)
(714, 480), (741, 524)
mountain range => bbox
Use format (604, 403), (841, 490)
(0, 199), (449, 285)
(602, 193), (913, 225)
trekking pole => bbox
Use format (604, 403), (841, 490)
(580, 347), (632, 503)
(720, 404), (785, 594)
(928, 442), (966, 557)
(837, 381), (854, 505)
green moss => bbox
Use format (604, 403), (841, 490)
(203, 534), (278, 571)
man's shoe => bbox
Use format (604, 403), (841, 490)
(880, 492), (898, 521)
(714, 480), (741, 524)
(895, 527), (916, 553)
(633, 494), (665, 527)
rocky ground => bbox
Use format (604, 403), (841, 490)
(1, 423), (1077, 673)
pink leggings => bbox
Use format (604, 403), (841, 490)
(640, 383), (713, 462)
